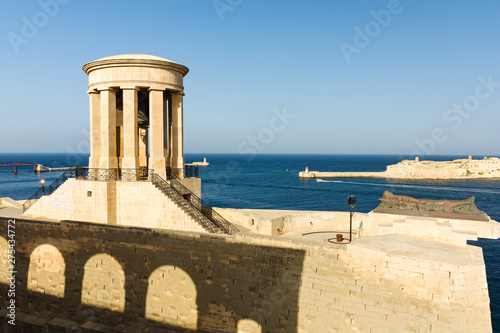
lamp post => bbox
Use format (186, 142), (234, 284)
(348, 195), (357, 243)
(40, 179), (46, 195)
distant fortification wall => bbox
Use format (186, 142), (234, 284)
(0, 217), (492, 332)
(300, 157), (500, 180)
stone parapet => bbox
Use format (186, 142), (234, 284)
(215, 207), (500, 247)
(0, 217), (493, 332)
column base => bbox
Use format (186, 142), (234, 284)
(88, 157), (99, 169)
(99, 157), (118, 169)
(121, 157), (140, 170)
(138, 156), (148, 169)
(150, 157), (167, 179)
(169, 156), (185, 170)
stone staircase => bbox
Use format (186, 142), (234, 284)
(150, 174), (238, 235)
(22, 167), (239, 235)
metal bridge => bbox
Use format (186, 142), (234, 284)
(0, 161), (38, 174)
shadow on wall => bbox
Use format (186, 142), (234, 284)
(0, 217), (306, 332)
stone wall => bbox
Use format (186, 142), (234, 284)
(385, 157), (500, 179)
(362, 212), (500, 246)
(25, 179), (207, 233)
(0, 217), (492, 332)
(0, 198), (22, 209)
(300, 157), (500, 180)
(215, 208), (358, 236)
(215, 208), (500, 247)
(178, 177), (202, 198)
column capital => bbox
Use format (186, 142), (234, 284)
(148, 85), (167, 92)
(87, 89), (99, 95)
(97, 86), (117, 92)
(120, 86), (140, 91)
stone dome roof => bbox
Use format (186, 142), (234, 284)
(95, 54), (179, 64)
(82, 54), (188, 76)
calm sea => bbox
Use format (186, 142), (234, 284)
(1, 153), (499, 331)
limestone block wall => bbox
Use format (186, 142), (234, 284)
(177, 177), (202, 198)
(25, 179), (207, 233)
(216, 208), (500, 247)
(361, 212), (500, 247)
(273, 211), (354, 235)
(27, 244), (66, 298)
(113, 181), (205, 232)
(0, 198), (22, 209)
(301, 158), (500, 179)
(25, 179), (107, 223)
(0, 218), (492, 332)
(215, 208), (359, 236)
(384, 158), (500, 179)
(214, 208), (281, 235)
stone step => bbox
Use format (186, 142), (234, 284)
(152, 183), (224, 234)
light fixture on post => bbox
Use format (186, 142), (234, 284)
(40, 179), (46, 196)
(348, 195), (357, 243)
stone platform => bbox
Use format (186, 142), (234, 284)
(2, 197), (499, 332)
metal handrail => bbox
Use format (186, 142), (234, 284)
(168, 178), (239, 235)
(166, 165), (199, 179)
(75, 168), (153, 181)
(150, 173), (224, 233)
(23, 169), (76, 212)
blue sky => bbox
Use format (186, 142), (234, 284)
(1, 0), (499, 156)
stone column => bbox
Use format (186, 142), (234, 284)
(99, 88), (118, 169)
(88, 90), (101, 168)
(121, 87), (139, 170)
(170, 92), (184, 170)
(148, 87), (167, 179)
(138, 127), (148, 169)
(167, 93), (173, 167)
(163, 92), (170, 162)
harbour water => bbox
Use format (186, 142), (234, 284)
(1, 152), (499, 331)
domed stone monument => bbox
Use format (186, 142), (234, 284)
(82, 54), (189, 179)
(24, 54), (212, 228)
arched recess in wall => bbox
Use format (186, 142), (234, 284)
(81, 253), (125, 312)
(27, 244), (66, 297)
(145, 265), (198, 329)
(0, 237), (10, 284)
(237, 318), (262, 333)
